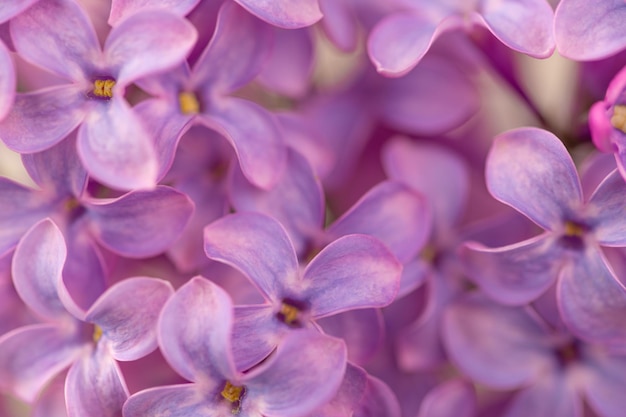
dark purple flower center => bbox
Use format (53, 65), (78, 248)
(220, 380), (246, 414)
(88, 76), (116, 100)
(555, 339), (581, 368)
(559, 220), (588, 251)
(276, 298), (308, 328)
(612, 105), (626, 133)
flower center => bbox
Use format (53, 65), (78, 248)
(178, 91), (200, 115)
(221, 381), (245, 414)
(279, 303), (299, 325)
(276, 298), (308, 327)
(560, 220), (587, 251)
(91, 78), (116, 99)
(611, 105), (626, 133)
(93, 325), (103, 343)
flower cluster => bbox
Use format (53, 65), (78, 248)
(0, 0), (625, 416)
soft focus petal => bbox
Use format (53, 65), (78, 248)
(0, 41), (14, 120)
(442, 294), (554, 389)
(308, 363), (367, 417)
(303, 234), (402, 318)
(319, 0), (357, 52)
(589, 101), (615, 153)
(204, 212), (299, 301)
(108, 0), (201, 26)
(77, 98), (158, 190)
(12, 219), (68, 320)
(0, 86), (87, 153)
(461, 234), (563, 305)
(246, 330), (347, 417)
(200, 97), (286, 189)
(486, 128), (582, 230)
(105, 10), (197, 86)
(86, 278), (174, 361)
(158, 276), (236, 383)
(0, 324), (84, 402)
(234, 0), (322, 29)
(479, 0), (554, 58)
(502, 373), (581, 417)
(328, 181), (430, 263)
(558, 246), (626, 347)
(123, 384), (216, 417)
(555, 0), (626, 60)
(586, 170), (626, 245)
(354, 376), (401, 417)
(9, 0), (99, 81)
(417, 379), (476, 417)
(86, 186), (193, 258)
(583, 352), (626, 417)
(65, 345), (129, 417)
(0, 0), (39, 22)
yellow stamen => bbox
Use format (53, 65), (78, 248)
(64, 198), (80, 211)
(611, 105), (626, 133)
(92, 79), (115, 98)
(221, 381), (245, 408)
(279, 303), (299, 325)
(178, 91), (200, 115)
(564, 221), (585, 237)
(93, 325), (103, 343)
(420, 245), (436, 263)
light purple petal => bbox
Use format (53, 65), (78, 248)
(308, 362), (367, 417)
(0, 40), (14, 120)
(417, 380), (476, 417)
(105, 10), (197, 86)
(108, 0), (201, 26)
(367, 12), (451, 77)
(86, 278), (173, 361)
(204, 212), (299, 301)
(382, 137), (468, 230)
(442, 294), (554, 389)
(583, 353), (626, 417)
(555, 0), (626, 60)
(318, 0), (357, 52)
(478, 0), (554, 58)
(123, 384), (218, 417)
(486, 128), (582, 231)
(461, 234), (563, 305)
(245, 330), (346, 417)
(303, 234), (402, 318)
(0, 324), (84, 402)
(328, 181), (430, 264)
(65, 345), (128, 417)
(85, 186), (193, 258)
(232, 305), (284, 372)
(77, 98), (158, 190)
(193, 1), (273, 92)
(12, 219), (68, 320)
(31, 371), (67, 417)
(502, 374), (581, 417)
(0, 0), (40, 22)
(0, 86), (87, 153)
(229, 148), (325, 257)
(9, 0), (99, 81)
(234, 0), (322, 29)
(158, 276), (237, 383)
(558, 246), (626, 346)
(200, 97), (286, 189)
(354, 376), (401, 417)
(589, 100), (615, 153)
(586, 170), (626, 245)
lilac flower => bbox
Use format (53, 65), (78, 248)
(134, 1), (285, 187)
(203, 212), (402, 370)
(589, 65), (626, 179)
(0, 0), (197, 190)
(108, 0), (202, 26)
(554, 0), (626, 61)
(417, 379), (476, 417)
(123, 276), (347, 417)
(0, 219), (173, 416)
(233, 0), (322, 29)
(460, 127), (626, 344)
(367, 0), (554, 76)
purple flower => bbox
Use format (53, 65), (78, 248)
(123, 276), (347, 417)
(0, 0), (197, 190)
(234, 0), (322, 29)
(108, 0), (202, 26)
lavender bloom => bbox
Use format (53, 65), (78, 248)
(367, 0), (554, 76)
(203, 212), (402, 370)
(554, 0), (626, 61)
(461, 127), (626, 344)
(0, 219), (173, 416)
(0, 0), (197, 190)
(123, 276), (347, 417)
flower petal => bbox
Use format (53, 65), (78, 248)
(460, 234), (563, 305)
(0, 41), (14, 121)
(12, 219), (67, 320)
(85, 186), (193, 258)
(303, 234), (402, 318)
(158, 276), (237, 383)
(86, 278), (173, 361)
(486, 128), (582, 231)
(308, 362), (367, 417)
(586, 170), (626, 245)
(231, 305), (284, 372)
(555, 0), (626, 60)
(417, 380), (476, 417)
(108, 0), (202, 26)
(204, 212), (299, 301)
(234, 0), (322, 29)
(0, 86), (87, 153)
(502, 373), (582, 417)
(0, 0), (39, 22)
(583, 353), (626, 417)
(77, 98), (158, 190)
(123, 384), (218, 417)
(9, 0), (99, 81)
(105, 10), (197, 86)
